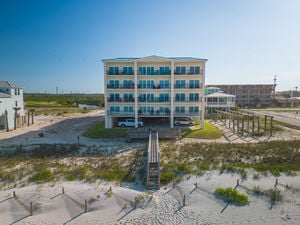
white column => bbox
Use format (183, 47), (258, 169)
(170, 60), (174, 128)
(201, 62), (206, 129)
(104, 62), (109, 128)
(134, 61), (138, 128)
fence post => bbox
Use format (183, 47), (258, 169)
(30, 202), (33, 216)
(13, 191), (16, 198)
(183, 195), (186, 207)
(134, 196), (137, 209)
(62, 187), (64, 194)
(275, 178), (278, 187)
(194, 182), (198, 189)
(236, 179), (239, 187)
(85, 200), (88, 213)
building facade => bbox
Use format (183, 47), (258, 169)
(205, 87), (236, 114)
(0, 81), (25, 131)
(207, 84), (274, 108)
(103, 55), (207, 128)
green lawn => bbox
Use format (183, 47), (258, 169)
(82, 120), (127, 138)
(180, 121), (222, 139)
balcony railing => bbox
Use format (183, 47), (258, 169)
(107, 71), (134, 75)
(174, 97), (201, 102)
(174, 84), (202, 89)
(138, 70), (171, 75)
(107, 84), (134, 89)
(138, 97), (170, 103)
(108, 111), (135, 116)
(138, 84), (170, 89)
(107, 110), (200, 116)
(174, 69), (203, 75)
(107, 97), (135, 102)
(174, 111), (201, 116)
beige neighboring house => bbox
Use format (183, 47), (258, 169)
(102, 55), (207, 128)
(0, 81), (25, 131)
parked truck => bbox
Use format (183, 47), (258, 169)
(117, 118), (144, 127)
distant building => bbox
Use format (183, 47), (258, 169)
(102, 55), (207, 128)
(206, 84), (274, 108)
(0, 81), (25, 131)
(205, 87), (236, 114)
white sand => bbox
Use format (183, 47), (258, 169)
(0, 172), (299, 225)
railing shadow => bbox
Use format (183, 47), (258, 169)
(63, 212), (85, 225)
(10, 215), (30, 225)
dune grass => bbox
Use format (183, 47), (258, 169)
(82, 120), (127, 138)
(180, 121), (222, 139)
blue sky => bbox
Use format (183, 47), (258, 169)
(1, 0), (299, 93)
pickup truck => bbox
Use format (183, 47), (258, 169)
(118, 118), (144, 127)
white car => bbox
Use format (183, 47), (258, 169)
(118, 118), (144, 127)
(174, 118), (194, 126)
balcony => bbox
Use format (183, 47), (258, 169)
(107, 84), (134, 89)
(174, 84), (202, 89)
(107, 97), (135, 102)
(107, 71), (134, 75)
(138, 110), (170, 116)
(174, 69), (203, 75)
(108, 111), (135, 116)
(138, 84), (170, 89)
(138, 97), (170, 103)
(138, 70), (171, 75)
(174, 97), (201, 102)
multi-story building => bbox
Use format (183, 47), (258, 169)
(0, 81), (25, 131)
(205, 87), (236, 114)
(206, 84), (274, 108)
(102, 55), (207, 128)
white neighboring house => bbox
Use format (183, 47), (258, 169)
(205, 87), (236, 114)
(0, 81), (25, 131)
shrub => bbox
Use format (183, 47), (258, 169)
(215, 187), (249, 205)
(160, 172), (175, 184)
(268, 188), (282, 203)
(30, 167), (53, 183)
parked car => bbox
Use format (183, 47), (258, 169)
(174, 117), (194, 126)
(118, 118), (144, 127)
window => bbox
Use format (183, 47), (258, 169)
(138, 80), (154, 89)
(175, 93), (185, 101)
(109, 80), (119, 88)
(159, 93), (169, 102)
(139, 93), (154, 102)
(175, 80), (186, 88)
(189, 80), (200, 88)
(159, 80), (170, 89)
(109, 93), (120, 102)
(189, 66), (200, 74)
(124, 106), (134, 113)
(175, 66), (186, 75)
(159, 66), (170, 75)
(123, 67), (133, 75)
(123, 93), (134, 102)
(109, 67), (119, 75)
(189, 106), (199, 114)
(123, 80), (134, 88)
(110, 106), (120, 112)
(189, 93), (199, 102)
(175, 106), (185, 113)
(139, 106), (154, 113)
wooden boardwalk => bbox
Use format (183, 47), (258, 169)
(147, 131), (160, 190)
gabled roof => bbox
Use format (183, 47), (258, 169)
(206, 92), (236, 98)
(102, 55), (208, 62)
(0, 81), (22, 89)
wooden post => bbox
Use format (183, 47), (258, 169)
(27, 110), (30, 126)
(183, 194), (186, 207)
(109, 186), (112, 192)
(252, 116), (255, 135)
(275, 178), (278, 187)
(264, 115), (267, 132)
(77, 136), (80, 145)
(62, 187), (64, 194)
(13, 191), (16, 198)
(232, 115), (235, 131)
(194, 182), (198, 189)
(31, 110), (34, 125)
(236, 179), (239, 187)
(270, 117), (273, 136)
(5, 110), (9, 132)
(241, 116), (244, 136)
(134, 196), (137, 209)
(30, 202), (33, 216)
(173, 180), (175, 188)
(85, 200), (88, 213)
(257, 116), (260, 135)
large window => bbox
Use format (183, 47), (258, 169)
(123, 80), (134, 88)
(189, 66), (200, 74)
(189, 80), (200, 88)
(189, 93), (199, 102)
(159, 93), (169, 102)
(109, 93), (120, 102)
(189, 106), (199, 114)
(175, 93), (185, 101)
(110, 106), (120, 112)
(175, 106), (185, 113)
(175, 80), (186, 88)
(124, 106), (134, 113)
(123, 93), (134, 102)
(123, 67), (133, 75)
(139, 106), (154, 114)
(139, 93), (154, 102)
(138, 80), (154, 89)
(175, 66), (186, 75)
(109, 67), (119, 75)
(159, 66), (170, 75)
(159, 80), (170, 89)
(109, 80), (119, 88)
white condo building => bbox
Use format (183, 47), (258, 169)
(102, 55), (207, 128)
